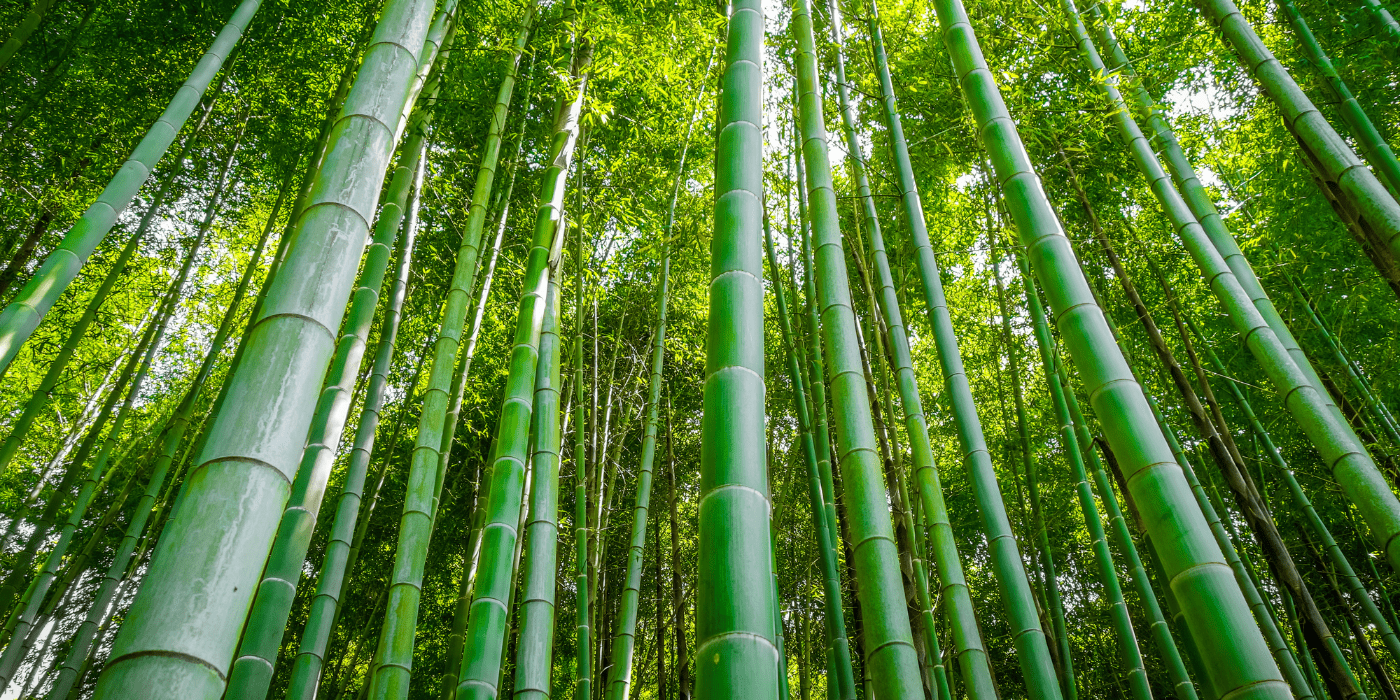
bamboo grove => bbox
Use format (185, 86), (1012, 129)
(6, 0), (1400, 695)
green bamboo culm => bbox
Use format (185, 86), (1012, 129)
(436, 82), (532, 700)
(273, 156), (414, 700)
(1016, 250), (1183, 700)
(282, 131), (423, 700)
(601, 56), (708, 699)
(0, 0), (261, 377)
(863, 3), (1002, 696)
(831, 2), (1000, 696)
(1067, 0), (1400, 584)
(602, 221), (670, 700)
(355, 7), (537, 699)
(85, 0), (438, 695)
(1084, 282), (1315, 698)
(1189, 0), (1400, 297)
(220, 12), (456, 698)
(43, 158), (290, 700)
(572, 217), (591, 700)
(792, 108), (854, 700)
(790, 92), (843, 628)
(694, 0), (781, 695)
(928, 0), (1290, 695)
(451, 29), (588, 700)
(763, 214), (860, 700)
(0, 113), (247, 693)
(791, 0), (922, 696)
(511, 269), (563, 700)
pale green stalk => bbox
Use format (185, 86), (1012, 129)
(87, 0), (437, 694)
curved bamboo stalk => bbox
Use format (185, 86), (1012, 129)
(86, 0), (437, 694)
(929, 0), (1288, 694)
(0, 0), (261, 376)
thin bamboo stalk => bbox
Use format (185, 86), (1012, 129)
(0, 0), (262, 375)
(791, 0), (921, 694)
(449, 28), (584, 700)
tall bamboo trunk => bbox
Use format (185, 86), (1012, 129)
(511, 269), (563, 699)
(85, 0), (436, 695)
(694, 0), (781, 696)
(790, 0), (921, 695)
(1084, 282), (1316, 698)
(665, 393), (689, 700)
(222, 11), (456, 696)
(764, 218), (858, 700)
(359, 7), (537, 699)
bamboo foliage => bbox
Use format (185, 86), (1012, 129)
(6, 1), (1400, 699)
(0, 0), (262, 376)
